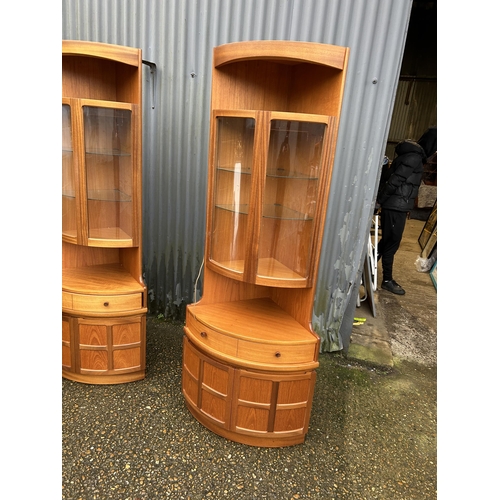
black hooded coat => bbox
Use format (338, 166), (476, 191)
(377, 140), (426, 212)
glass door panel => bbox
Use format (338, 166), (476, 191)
(62, 104), (77, 240)
(257, 119), (326, 282)
(210, 116), (255, 274)
(83, 105), (134, 245)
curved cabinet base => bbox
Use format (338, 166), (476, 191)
(62, 370), (145, 385)
(62, 313), (146, 385)
(184, 396), (307, 448)
(182, 336), (316, 448)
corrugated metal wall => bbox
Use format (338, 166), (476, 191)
(385, 77), (437, 159)
(62, 0), (414, 352)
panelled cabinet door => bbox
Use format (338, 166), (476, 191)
(208, 110), (334, 288)
(232, 369), (316, 438)
(182, 337), (234, 429)
(62, 316), (73, 371)
(182, 338), (316, 439)
(76, 316), (144, 376)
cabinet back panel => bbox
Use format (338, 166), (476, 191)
(63, 58), (139, 104)
(289, 65), (343, 116)
(213, 61), (342, 114)
(211, 208), (248, 264)
(213, 61), (292, 111)
(86, 200), (133, 240)
(258, 218), (313, 278)
(62, 241), (120, 268)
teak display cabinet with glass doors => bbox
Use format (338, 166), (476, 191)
(182, 41), (349, 447)
(62, 41), (147, 384)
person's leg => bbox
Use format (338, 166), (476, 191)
(379, 209), (406, 293)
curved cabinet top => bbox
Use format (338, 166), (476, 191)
(213, 40), (348, 70)
(63, 40), (142, 68)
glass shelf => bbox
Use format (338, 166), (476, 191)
(87, 189), (132, 202)
(215, 203), (312, 221)
(217, 165), (252, 174)
(62, 189), (133, 202)
(85, 149), (131, 156)
(88, 227), (133, 241)
(215, 204), (249, 215)
(266, 168), (319, 180)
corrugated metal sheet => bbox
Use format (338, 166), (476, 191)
(386, 77), (437, 159)
(62, 0), (414, 352)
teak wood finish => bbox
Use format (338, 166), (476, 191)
(62, 41), (147, 384)
(182, 41), (349, 447)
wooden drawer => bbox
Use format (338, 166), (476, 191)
(62, 291), (142, 313)
(237, 339), (316, 365)
(187, 318), (238, 357)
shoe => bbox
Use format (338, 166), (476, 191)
(381, 280), (405, 295)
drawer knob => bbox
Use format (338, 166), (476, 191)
(275, 351), (281, 358)
(103, 302), (109, 307)
(200, 331), (207, 338)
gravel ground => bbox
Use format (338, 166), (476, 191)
(62, 316), (437, 500)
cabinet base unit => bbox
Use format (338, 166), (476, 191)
(182, 298), (319, 447)
(62, 262), (147, 385)
(62, 313), (146, 385)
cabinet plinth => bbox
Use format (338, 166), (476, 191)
(62, 41), (146, 384)
(182, 41), (349, 446)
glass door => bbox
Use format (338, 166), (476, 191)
(256, 116), (328, 285)
(82, 102), (135, 247)
(209, 114), (255, 277)
(62, 101), (78, 242)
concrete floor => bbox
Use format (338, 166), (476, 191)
(348, 217), (437, 370)
(62, 217), (437, 500)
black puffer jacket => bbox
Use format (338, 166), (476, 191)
(377, 140), (426, 212)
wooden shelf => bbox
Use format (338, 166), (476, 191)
(215, 204), (313, 221)
(190, 298), (316, 345)
(63, 263), (144, 295)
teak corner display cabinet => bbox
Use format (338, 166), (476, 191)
(62, 41), (147, 384)
(182, 41), (349, 447)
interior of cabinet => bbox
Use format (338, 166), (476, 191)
(211, 61), (344, 115)
(62, 56), (140, 104)
(62, 44), (143, 278)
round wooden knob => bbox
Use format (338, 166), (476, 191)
(103, 302), (109, 307)
(275, 351), (281, 357)
(200, 331), (207, 338)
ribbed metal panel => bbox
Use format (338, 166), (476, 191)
(386, 77), (437, 159)
(62, 0), (414, 351)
